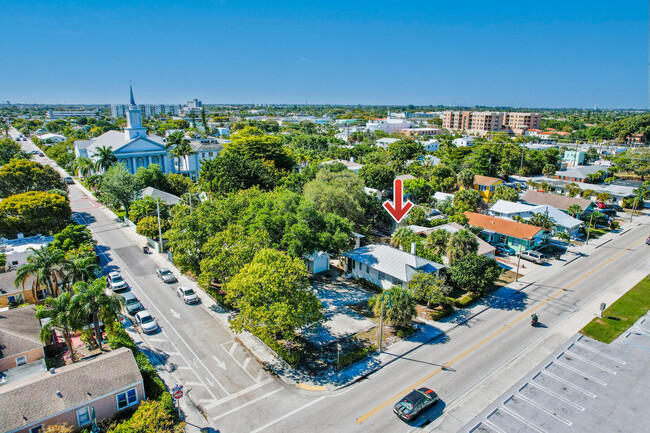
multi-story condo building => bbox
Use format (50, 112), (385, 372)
(111, 104), (181, 118)
(46, 109), (100, 119)
(442, 111), (541, 135)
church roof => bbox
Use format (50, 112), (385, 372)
(76, 130), (165, 156)
(130, 84), (136, 105)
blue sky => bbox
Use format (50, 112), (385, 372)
(2, 1), (647, 107)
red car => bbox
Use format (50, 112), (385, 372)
(595, 202), (608, 209)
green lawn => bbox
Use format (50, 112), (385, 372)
(580, 275), (650, 343)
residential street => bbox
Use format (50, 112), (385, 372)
(15, 129), (650, 432)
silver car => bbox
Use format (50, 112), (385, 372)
(135, 310), (159, 333)
(519, 250), (547, 264)
(156, 268), (177, 283)
(121, 292), (142, 315)
(107, 271), (128, 292)
(177, 286), (200, 304)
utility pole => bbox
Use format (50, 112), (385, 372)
(515, 237), (527, 282)
(378, 291), (391, 352)
(586, 212), (594, 244)
(156, 199), (163, 252)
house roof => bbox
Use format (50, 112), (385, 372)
(434, 192), (454, 202)
(396, 174), (416, 181)
(528, 205), (583, 230)
(521, 190), (592, 212)
(0, 306), (42, 360)
(0, 270), (37, 297)
(342, 244), (444, 283)
(466, 212), (545, 240)
(474, 175), (502, 186)
(321, 159), (363, 170)
(406, 223), (495, 256)
(0, 347), (142, 432)
(555, 165), (604, 180)
(76, 130), (165, 156)
(139, 187), (181, 206)
(489, 200), (535, 215)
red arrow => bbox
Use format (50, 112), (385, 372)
(383, 178), (414, 223)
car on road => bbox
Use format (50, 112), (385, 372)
(37, 152), (44, 157)
(156, 268), (177, 283)
(135, 310), (159, 333)
(121, 292), (142, 314)
(393, 387), (439, 421)
(494, 243), (516, 256)
(518, 250), (547, 264)
(107, 271), (128, 292)
(64, 176), (74, 184)
(177, 286), (200, 304)
(646, 236), (650, 245)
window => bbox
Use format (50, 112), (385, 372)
(29, 426), (42, 433)
(36, 289), (47, 301)
(16, 356), (27, 366)
(76, 406), (90, 426)
(365, 265), (370, 274)
(392, 277), (401, 285)
(351, 261), (356, 270)
(116, 388), (138, 410)
(378, 271), (386, 280)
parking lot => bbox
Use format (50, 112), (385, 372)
(463, 312), (650, 433)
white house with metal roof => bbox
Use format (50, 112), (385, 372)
(74, 86), (173, 174)
(342, 244), (444, 290)
(488, 199), (583, 238)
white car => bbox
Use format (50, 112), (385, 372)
(135, 310), (159, 333)
(177, 286), (200, 304)
(156, 268), (177, 283)
(107, 271), (128, 292)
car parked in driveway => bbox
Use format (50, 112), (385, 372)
(494, 243), (516, 256)
(519, 250), (547, 264)
(64, 176), (74, 184)
(177, 286), (200, 304)
(595, 201), (608, 209)
(156, 268), (177, 283)
(135, 310), (159, 333)
(393, 388), (439, 421)
(107, 271), (128, 292)
(121, 292), (142, 314)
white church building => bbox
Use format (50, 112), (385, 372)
(74, 86), (173, 174)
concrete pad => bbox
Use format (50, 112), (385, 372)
(298, 307), (377, 347)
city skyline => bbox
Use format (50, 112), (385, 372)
(2, 1), (647, 108)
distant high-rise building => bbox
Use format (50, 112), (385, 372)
(442, 111), (540, 135)
(111, 103), (180, 118)
(47, 109), (100, 119)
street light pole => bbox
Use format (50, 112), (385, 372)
(156, 199), (163, 252)
(378, 291), (391, 353)
(586, 212), (594, 245)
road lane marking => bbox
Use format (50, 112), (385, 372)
(185, 382), (205, 387)
(212, 388), (283, 421)
(242, 356), (251, 370)
(354, 237), (645, 424)
(203, 378), (275, 411)
(212, 355), (227, 370)
(248, 395), (327, 433)
(255, 370), (264, 383)
(75, 212), (230, 397)
(229, 341), (238, 355)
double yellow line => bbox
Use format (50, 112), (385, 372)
(355, 237), (644, 424)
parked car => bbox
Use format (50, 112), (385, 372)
(494, 243), (515, 256)
(107, 271), (128, 292)
(519, 250), (547, 264)
(646, 236), (650, 245)
(601, 209), (617, 218)
(121, 292), (142, 315)
(393, 388), (439, 421)
(608, 204), (623, 211)
(156, 268), (177, 283)
(594, 201), (608, 209)
(135, 310), (159, 333)
(64, 176), (74, 185)
(177, 286), (200, 304)
(37, 152), (44, 157)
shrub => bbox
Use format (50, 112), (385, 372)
(337, 344), (377, 369)
(453, 291), (482, 308)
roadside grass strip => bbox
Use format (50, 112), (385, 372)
(580, 274), (650, 343)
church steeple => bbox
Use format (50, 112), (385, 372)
(124, 83), (147, 140)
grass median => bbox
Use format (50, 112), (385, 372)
(580, 274), (650, 343)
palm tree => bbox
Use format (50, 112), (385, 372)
(15, 247), (69, 299)
(171, 140), (193, 174)
(61, 254), (100, 288)
(567, 204), (583, 218)
(73, 157), (95, 179)
(372, 287), (417, 328)
(71, 278), (123, 348)
(166, 130), (191, 173)
(457, 169), (475, 190)
(94, 145), (117, 173)
(446, 229), (478, 263)
(36, 292), (81, 362)
(424, 229), (451, 258)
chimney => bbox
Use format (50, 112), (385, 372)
(411, 242), (417, 255)
(355, 236), (361, 249)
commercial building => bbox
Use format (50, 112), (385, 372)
(442, 111), (541, 135)
(402, 127), (444, 138)
(111, 104), (180, 118)
(46, 110), (99, 120)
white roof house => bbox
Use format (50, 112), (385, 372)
(138, 187), (181, 206)
(375, 138), (401, 149)
(488, 199), (583, 237)
(0, 234), (54, 269)
(321, 159), (363, 174)
(36, 133), (66, 143)
(422, 139), (440, 152)
(342, 244), (444, 290)
(405, 223), (495, 259)
(453, 137), (476, 147)
(434, 191), (454, 203)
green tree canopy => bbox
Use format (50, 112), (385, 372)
(490, 185), (519, 203)
(303, 169), (366, 226)
(0, 159), (66, 198)
(50, 224), (94, 252)
(199, 151), (278, 196)
(225, 248), (323, 338)
(457, 169), (475, 189)
(0, 191), (72, 237)
(224, 126), (295, 171)
(408, 272), (451, 309)
(137, 215), (171, 240)
(447, 229), (478, 263)
(448, 253), (502, 293)
(371, 286), (417, 327)
(358, 164), (395, 190)
(101, 164), (139, 218)
(0, 138), (24, 165)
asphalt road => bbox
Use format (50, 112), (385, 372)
(13, 129), (650, 432)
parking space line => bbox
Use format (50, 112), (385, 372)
(483, 419), (507, 433)
(166, 351), (181, 356)
(256, 370), (264, 382)
(228, 341), (238, 355)
(553, 360), (608, 385)
(218, 341), (259, 382)
(528, 381), (585, 410)
(500, 405), (545, 433)
(185, 382), (205, 387)
(566, 352), (617, 374)
(574, 340), (626, 364)
(541, 371), (596, 397)
(147, 338), (167, 343)
(212, 388), (283, 421)
(516, 392), (572, 425)
(242, 356), (251, 370)
(176, 366), (192, 371)
(204, 378), (275, 411)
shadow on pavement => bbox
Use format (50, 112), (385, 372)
(73, 211), (96, 224)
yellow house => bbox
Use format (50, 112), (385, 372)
(471, 175), (503, 202)
(0, 271), (46, 308)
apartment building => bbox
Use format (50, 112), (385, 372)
(46, 110), (100, 119)
(111, 104), (181, 118)
(442, 111), (541, 135)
